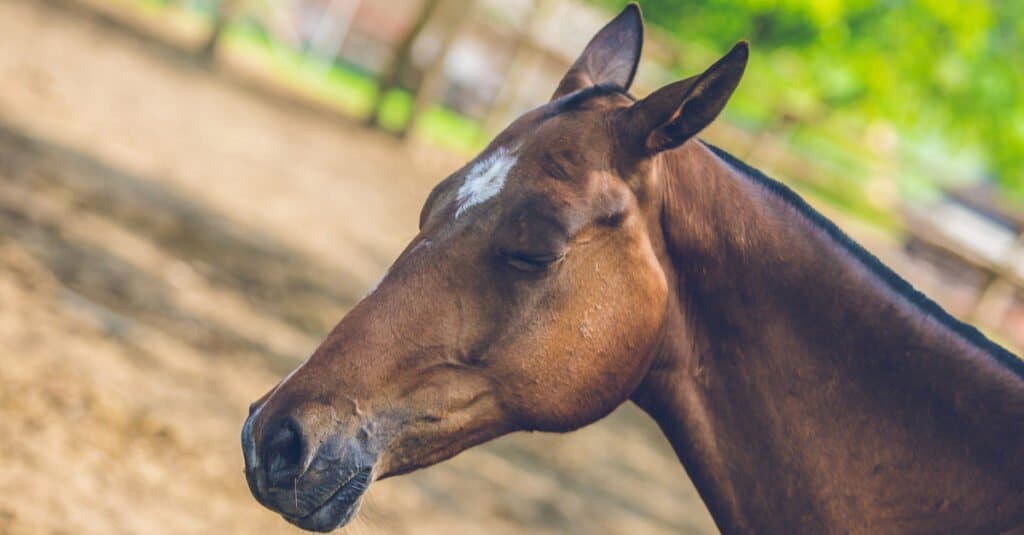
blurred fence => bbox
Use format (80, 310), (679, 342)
(187, 0), (663, 138)
(84, 0), (1024, 351)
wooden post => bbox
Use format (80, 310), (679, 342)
(970, 228), (1024, 326)
(482, 0), (547, 135)
(400, 0), (474, 139)
(366, 0), (443, 128)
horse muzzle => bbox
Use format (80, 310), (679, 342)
(242, 407), (377, 532)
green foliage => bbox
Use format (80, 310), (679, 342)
(598, 0), (1023, 197)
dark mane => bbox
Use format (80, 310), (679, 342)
(546, 84), (635, 118)
(703, 141), (1024, 378)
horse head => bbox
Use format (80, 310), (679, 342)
(242, 5), (747, 530)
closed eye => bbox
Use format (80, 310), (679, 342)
(499, 249), (564, 272)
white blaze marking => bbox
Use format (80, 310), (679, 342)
(454, 146), (517, 219)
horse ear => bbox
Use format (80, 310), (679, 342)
(621, 42), (748, 155)
(550, 4), (644, 100)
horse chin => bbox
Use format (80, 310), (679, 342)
(282, 467), (372, 533)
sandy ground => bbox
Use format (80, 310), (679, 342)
(0, 0), (720, 533)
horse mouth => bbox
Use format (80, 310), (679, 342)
(284, 467), (373, 532)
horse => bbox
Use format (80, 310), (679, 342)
(242, 5), (1024, 532)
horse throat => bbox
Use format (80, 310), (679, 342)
(631, 142), (1024, 533)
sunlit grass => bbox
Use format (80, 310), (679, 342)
(219, 23), (486, 153)
(375, 89), (412, 132)
(219, 23), (376, 114)
(409, 107), (487, 154)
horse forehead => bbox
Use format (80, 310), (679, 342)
(447, 110), (612, 223)
(453, 145), (520, 219)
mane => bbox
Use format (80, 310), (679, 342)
(703, 141), (1024, 379)
(546, 84), (636, 118)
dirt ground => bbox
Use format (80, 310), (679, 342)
(0, 0), (721, 533)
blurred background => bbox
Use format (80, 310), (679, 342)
(0, 0), (1021, 533)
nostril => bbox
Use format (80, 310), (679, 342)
(263, 419), (306, 488)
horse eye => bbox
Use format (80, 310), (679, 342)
(499, 249), (564, 272)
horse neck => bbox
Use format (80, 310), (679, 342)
(632, 141), (1024, 533)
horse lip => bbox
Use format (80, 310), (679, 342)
(284, 467), (373, 531)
